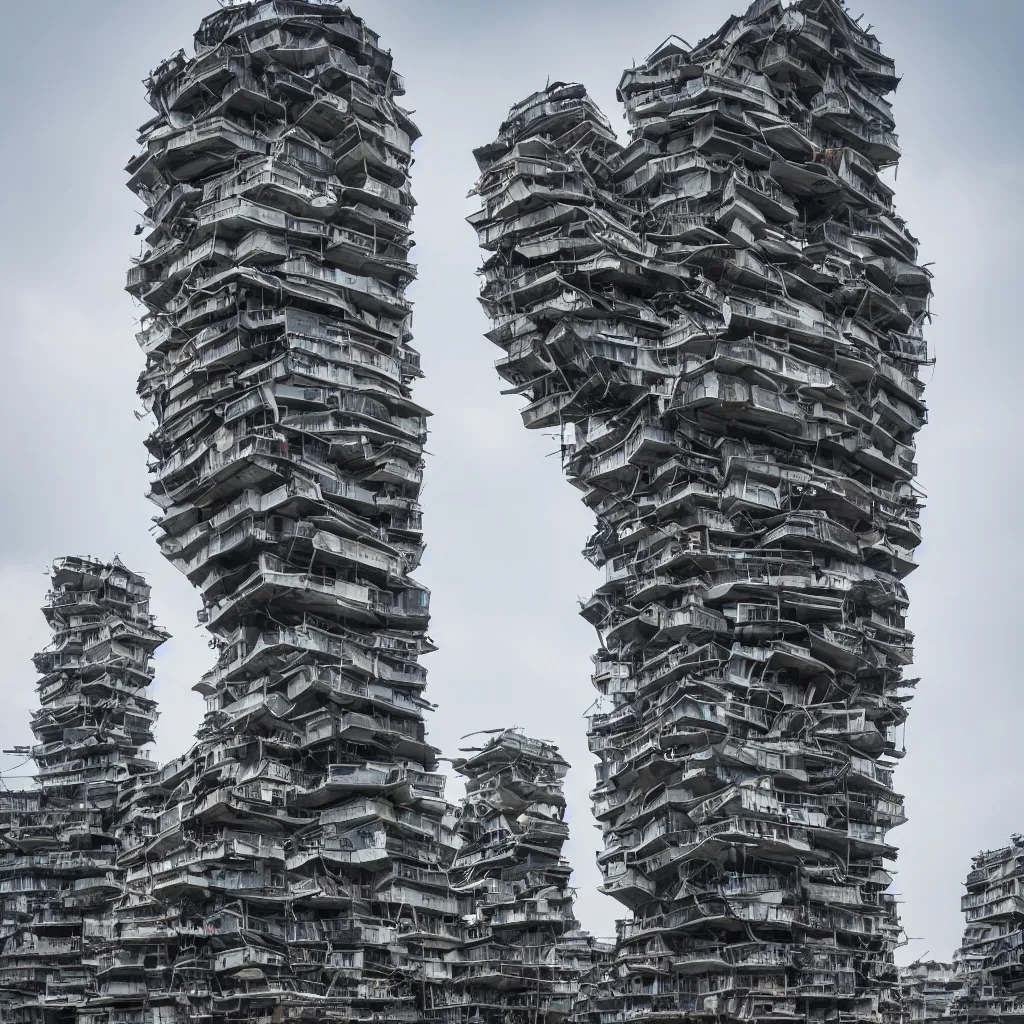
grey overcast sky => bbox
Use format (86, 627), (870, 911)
(0, 0), (1020, 961)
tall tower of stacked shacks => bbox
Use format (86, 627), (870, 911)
(949, 836), (1024, 1023)
(117, 3), (461, 1024)
(0, 558), (166, 1024)
(900, 960), (960, 1024)
(472, 1), (930, 1023)
(439, 730), (610, 1024)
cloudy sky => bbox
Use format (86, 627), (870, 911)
(0, 0), (1020, 959)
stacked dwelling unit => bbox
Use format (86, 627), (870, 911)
(437, 730), (610, 1024)
(949, 837), (1024, 1023)
(0, 557), (166, 1024)
(471, 2), (930, 1023)
(900, 960), (959, 1024)
(115, 4), (462, 1024)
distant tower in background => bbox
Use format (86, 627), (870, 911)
(446, 730), (611, 1024)
(0, 556), (167, 1024)
(901, 960), (960, 1024)
(32, 558), (164, 804)
(951, 837), (1024, 1023)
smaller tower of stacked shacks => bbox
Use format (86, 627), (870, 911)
(0, 557), (167, 1024)
(32, 558), (164, 806)
(900, 960), (959, 1024)
(438, 730), (608, 1024)
(950, 836), (1024, 1024)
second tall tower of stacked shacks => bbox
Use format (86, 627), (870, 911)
(472, 1), (931, 1022)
